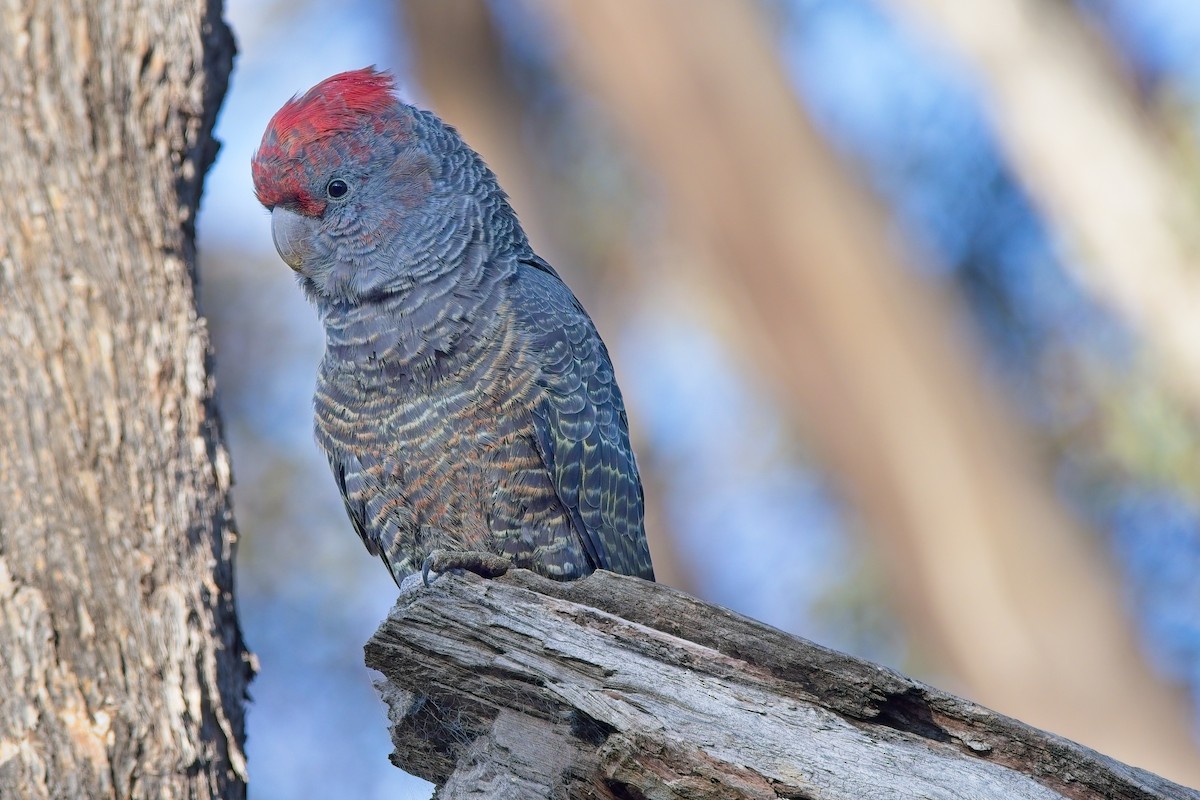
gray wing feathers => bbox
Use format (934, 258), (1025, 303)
(517, 259), (654, 580)
(331, 453), (379, 557)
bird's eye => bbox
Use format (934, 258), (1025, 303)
(326, 178), (350, 200)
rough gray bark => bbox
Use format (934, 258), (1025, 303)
(0, 2), (249, 799)
(368, 570), (1199, 800)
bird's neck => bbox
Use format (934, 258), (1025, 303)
(318, 243), (513, 388)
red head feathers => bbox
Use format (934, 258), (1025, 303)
(269, 67), (395, 143)
(253, 67), (401, 214)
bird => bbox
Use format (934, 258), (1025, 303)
(250, 67), (654, 587)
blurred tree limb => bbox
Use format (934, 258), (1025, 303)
(370, 570), (1199, 799)
(531, 0), (1200, 786)
(880, 0), (1200, 415)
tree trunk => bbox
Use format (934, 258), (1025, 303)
(369, 571), (1199, 800)
(0, 2), (250, 799)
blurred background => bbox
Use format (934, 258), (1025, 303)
(198, 0), (1200, 796)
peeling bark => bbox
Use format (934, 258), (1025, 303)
(369, 571), (1198, 800)
(0, 1), (250, 798)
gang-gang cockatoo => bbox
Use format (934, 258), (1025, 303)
(251, 67), (655, 586)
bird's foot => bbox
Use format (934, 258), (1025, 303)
(421, 549), (512, 587)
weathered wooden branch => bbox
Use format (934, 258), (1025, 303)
(367, 570), (1198, 799)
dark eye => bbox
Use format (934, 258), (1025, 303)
(326, 178), (350, 200)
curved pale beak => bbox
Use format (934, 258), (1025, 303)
(270, 206), (319, 272)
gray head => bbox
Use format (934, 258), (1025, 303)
(251, 67), (519, 306)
